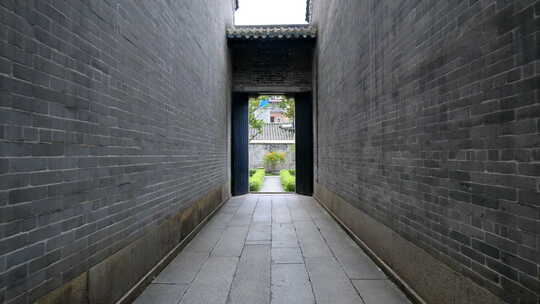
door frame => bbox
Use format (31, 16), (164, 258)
(230, 91), (313, 196)
(294, 92), (314, 196)
(231, 92), (249, 196)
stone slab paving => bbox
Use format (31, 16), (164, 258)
(134, 284), (188, 304)
(134, 194), (412, 304)
(271, 263), (314, 304)
(271, 247), (303, 264)
(228, 244), (271, 304)
(259, 176), (286, 192)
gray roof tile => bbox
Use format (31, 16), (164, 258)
(227, 25), (316, 40)
(250, 123), (295, 142)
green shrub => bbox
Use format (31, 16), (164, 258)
(249, 169), (256, 176)
(249, 169), (265, 191)
(280, 169), (296, 192)
(263, 152), (286, 173)
(289, 169), (295, 176)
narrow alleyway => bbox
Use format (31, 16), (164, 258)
(134, 194), (411, 304)
(259, 176), (286, 192)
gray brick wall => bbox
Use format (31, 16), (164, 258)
(312, 0), (540, 303)
(0, 0), (233, 303)
(231, 40), (313, 92)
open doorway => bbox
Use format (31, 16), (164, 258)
(248, 95), (296, 193)
(231, 92), (312, 196)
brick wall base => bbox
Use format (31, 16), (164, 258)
(314, 182), (504, 304)
(35, 185), (229, 304)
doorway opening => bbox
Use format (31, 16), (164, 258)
(231, 92), (312, 196)
(248, 94), (296, 193)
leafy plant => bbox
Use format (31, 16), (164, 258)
(249, 169), (265, 191)
(279, 97), (295, 121)
(280, 169), (296, 192)
(263, 152), (285, 173)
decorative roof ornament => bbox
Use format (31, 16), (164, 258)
(227, 25), (317, 40)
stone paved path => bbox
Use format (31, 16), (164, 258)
(259, 176), (285, 192)
(134, 194), (411, 304)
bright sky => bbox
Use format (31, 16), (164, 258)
(234, 0), (308, 25)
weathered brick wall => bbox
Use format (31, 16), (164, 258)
(312, 0), (540, 303)
(231, 40), (313, 92)
(0, 0), (233, 303)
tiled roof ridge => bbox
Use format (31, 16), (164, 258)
(227, 24), (316, 40)
(232, 24), (312, 28)
(249, 122), (295, 141)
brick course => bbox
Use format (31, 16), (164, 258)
(0, 0), (233, 303)
(231, 40), (313, 92)
(312, 0), (540, 303)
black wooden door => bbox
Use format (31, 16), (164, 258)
(231, 92), (249, 196)
(295, 92), (313, 195)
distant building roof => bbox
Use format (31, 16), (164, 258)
(227, 25), (316, 40)
(250, 123), (295, 143)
